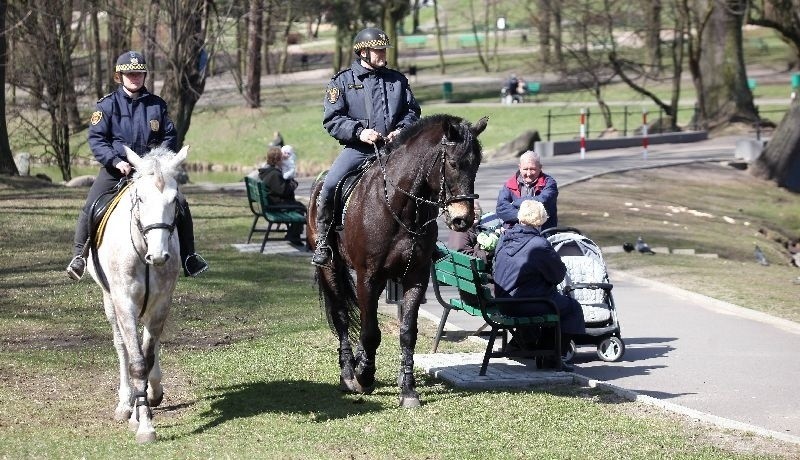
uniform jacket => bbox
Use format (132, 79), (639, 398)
(495, 172), (558, 229)
(323, 59), (421, 145)
(88, 86), (177, 170)
(493, 225), (566, 299)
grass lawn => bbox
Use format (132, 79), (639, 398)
(0, 170), (798, 458)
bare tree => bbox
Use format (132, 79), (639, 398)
(244, 0), (262, 107)
(0, 0), (19, 175)
(156, 0), (214, 148)
(432, 0), (446, 74)
(746, 0), (800, 190)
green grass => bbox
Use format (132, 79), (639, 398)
(1, 174), (797, 458)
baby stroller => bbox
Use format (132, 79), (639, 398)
(542, 226), (625, 362)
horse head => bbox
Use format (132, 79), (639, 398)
(437, 116), (488, 232)
(124, 145), (189, 266)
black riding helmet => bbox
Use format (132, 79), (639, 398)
(352, 27), (391, 57)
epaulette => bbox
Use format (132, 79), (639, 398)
(330, 68), (351, 81)
(96, 92), (114, 103)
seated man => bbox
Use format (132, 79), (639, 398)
(258, 146), (306, 246)
(492, 200), (585, 371)
(496, 150), (558, 230)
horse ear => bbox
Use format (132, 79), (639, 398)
(442, 119), (461, 143)
(125, 146), (143, 169)
(471, 116), (489, 137)
(168, 145), (190, 170)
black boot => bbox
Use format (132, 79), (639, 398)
(177, 198), (208, 277)
(311, 203), (333, 266)
(560, 334), (574, 372)
(66, 210), (89, 281)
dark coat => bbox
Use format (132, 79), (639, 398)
(495, 172), (558, 230)
(88, 86), (176, 171)
(322, 59), (421, 145)
(258, 165), (301, 206)
(493, 224), (585, 335)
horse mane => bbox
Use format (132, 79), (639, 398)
(131, 146), (181, 181)
(386, 113), (466, 152)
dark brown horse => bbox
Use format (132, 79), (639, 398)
(308, 114), (488, 407)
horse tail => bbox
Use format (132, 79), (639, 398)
(316, 260), (361, 339)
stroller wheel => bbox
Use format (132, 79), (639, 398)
(596, 336), (625, 362)
(562, 339), (577, 363)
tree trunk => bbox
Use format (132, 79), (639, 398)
(106, 1), (132, 92)
(750, 99), (800, 192)
(144, 0), (160, 92)
(244, 0), (263, 107)
(0, 0), (18, 176)
(696, 0), (757, 129)
(537, 0), (551, 64)
(644, 0), (662, 73)
(90, 4), (104, 99)
(433, 0), (446, 74)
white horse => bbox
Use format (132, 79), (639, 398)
(87, 145), (188, 443)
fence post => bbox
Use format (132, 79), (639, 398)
(547, 109), (552, 141)
(642, 108), (648, 160)
(755, 105), (761, 141)
(623, 105), (628, 137)
(579, 108), (587, 160)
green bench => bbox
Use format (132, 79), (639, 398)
(457, 34), (484, 48)
(403, 35), (428, 48)
(430, 242), (563, 375)
(526, 81), (541, 95)
(244, 176), (306, 253)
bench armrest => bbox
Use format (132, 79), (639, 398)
(563, 282), (613, 293)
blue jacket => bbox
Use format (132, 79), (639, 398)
(323, 59), (420, 145)
(496, 172), (558, 229)
(493, 225), (566, 299)
(88, 86), (177, 170)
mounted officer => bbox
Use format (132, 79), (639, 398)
(66, 51), (208, 280)
(312, 27), (422, 266)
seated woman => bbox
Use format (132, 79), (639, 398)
(258, 146), (306, 246)
(492, 199), (585, 370)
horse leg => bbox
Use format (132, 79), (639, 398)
(112, 298), (157, 443)
(319, 269), (358, 393)
(142, 322), (164, 407)
(102, 294), (133, 422)
(397, 280), (426, 408)
(353, 279), (382, 394)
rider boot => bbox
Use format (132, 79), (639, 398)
(177, 201), (209, 277)
(311, 202), (333, 266)
(66, 209), (90, 281)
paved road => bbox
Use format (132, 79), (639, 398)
(282, 135), (800, 442)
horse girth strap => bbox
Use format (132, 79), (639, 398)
(94, 181), (133, 247)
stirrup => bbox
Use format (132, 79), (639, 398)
(311, 245), (331, 267)
(66, 256), (85, 281)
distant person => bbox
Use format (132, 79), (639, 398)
(269, 131), (284, 148)
(258, 146), (305, 246)
(496, 150), (558, 230)
(311, 26), (421, 266)
(280, 145), (297, 181)
(505, 73), (519, 104)
(493, 200), (585, 371)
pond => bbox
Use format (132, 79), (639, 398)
(30, 165), (249, 185)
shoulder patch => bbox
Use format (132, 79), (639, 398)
(90, 111), (103, 125)
(326, 86), (340, 104)
(96, 92), (114, 103)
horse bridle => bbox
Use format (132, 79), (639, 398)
(377, 132), (479, 236)
(130, 186), (178, 265)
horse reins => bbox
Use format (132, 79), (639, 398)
(375, 129), (478, 278)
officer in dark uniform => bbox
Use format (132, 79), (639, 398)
(311, 27), (422, 266)
(66, 51), (208, 280)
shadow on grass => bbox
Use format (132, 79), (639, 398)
(191, 379), (382, 435)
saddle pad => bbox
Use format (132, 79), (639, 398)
(94, 182), (132, 247)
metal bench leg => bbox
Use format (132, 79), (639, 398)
(431, 305), (453, 353)
(247, 215), (260, 243)
(260, 222), (273, 253)
(480, 327), (499, 376)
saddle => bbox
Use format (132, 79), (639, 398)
(331, 154), (377, 229)
(90, 179), (131, 247)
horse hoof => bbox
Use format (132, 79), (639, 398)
(135, 430), (157, 443)
(398, 395), (421, 408)
(128, 417), (139, 432)
(114, 407), (132, 422)
(339, 376), (359, 393)
(148, 392), (164, 407)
